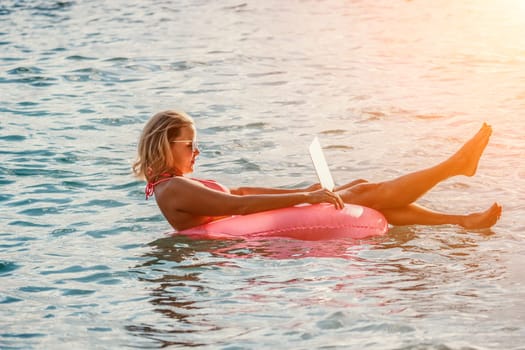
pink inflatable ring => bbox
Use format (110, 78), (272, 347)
(177, 203), (388, 241)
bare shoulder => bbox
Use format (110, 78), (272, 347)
(168, 176), (198, 187)
(153, 177), (215, 230)
(154, 176), (200, 200)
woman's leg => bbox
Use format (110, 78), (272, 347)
(381, 203), (502, 229)
(338, 123), (493, 210)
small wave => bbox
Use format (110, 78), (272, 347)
(170, 60), (196, 71)
(414, 114), (447, 120)
(8, 197), (71, 207)
(0, 260), (20, 276)
(325, 144), (353, 150)
(93, 116), (142, 126)
(320, 129), (347, 135)
(17, 101), (39, 106)
(236, 158), (261, 171)
(104, 57), (129, 62)
(0, 295), (22, 304)
(40, 264), (110, 276)
(0, 332), (46, 339)
(0, 57), (24, 62)
(19, 286), (56, 293)
(0, 135), (25, 141)
(63, 68), (121, 82)
(66, 55), (97, 61)
(83, 199), (127, 208)
(50, 228), (77, 237)
(85, 226), (139, 239)
(254, 80), (288, 87)
(10, 166), (79, 178)
(222, 3), (248, 12)
(63, 272), (118, 284)
(8, 220), (52, 228)
(0, 75), (57, 87)
(61, 288), (96, 296)
(7, 66), (43, 75)
(19, 206), (62, 216)
(0, 8), (12, 16)
(0, 193), (14, 202)
(0, 106), (50, 116)
(247, 71), (285, 78)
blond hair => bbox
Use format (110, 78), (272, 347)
(133, 110), (194, 182)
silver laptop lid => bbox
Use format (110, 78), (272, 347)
(309, 136), (335, 191)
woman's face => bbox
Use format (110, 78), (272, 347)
(170, 125), (200, 175)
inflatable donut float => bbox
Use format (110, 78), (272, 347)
(177, 203), (388, 241)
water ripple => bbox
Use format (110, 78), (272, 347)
(7, 220), (52, 228)
(65, 55), (97, 61)
(19, 286), (56, 293)
(7, 66), (43, 75)
(0, 260), (20, 276)
(0, 106), (51, 116)
(61, 289), (95, 296)
(0, 134), (26, 141)
(0, 75), (58, 87)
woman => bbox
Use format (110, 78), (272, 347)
(133, 110), (502, 231)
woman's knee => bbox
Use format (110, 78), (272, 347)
(339, 182), (382, 207)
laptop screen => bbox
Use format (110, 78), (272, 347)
(309, 136), (335, 191)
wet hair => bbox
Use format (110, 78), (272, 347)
(133, 110), (194, 181)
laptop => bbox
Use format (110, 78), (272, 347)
(309, 136), (335, 191)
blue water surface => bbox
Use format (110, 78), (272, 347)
(1, 1), (524, 349)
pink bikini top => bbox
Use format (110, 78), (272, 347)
(144, 175), (229, 199)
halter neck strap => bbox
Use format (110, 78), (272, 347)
(144, 173), (174, 200)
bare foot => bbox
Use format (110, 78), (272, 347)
(451, 123), (492, 177)
(460, 203), (502, 229)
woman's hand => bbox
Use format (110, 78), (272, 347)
(306, 188), (344, 209)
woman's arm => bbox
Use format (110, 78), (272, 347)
(159, 177), (343, 218)
(230, 183), (322, 195)
(231, 180), (368, 196)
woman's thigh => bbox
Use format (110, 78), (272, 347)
(337, 182), (384, 209)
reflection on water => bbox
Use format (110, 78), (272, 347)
(126, 237), (230, 347)
(128, 229), (511, 347)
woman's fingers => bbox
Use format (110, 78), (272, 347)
(332, 191), (344, 209)
(314, 189), (344, 209)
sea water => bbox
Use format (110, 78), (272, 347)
(1, 1), (524, 349)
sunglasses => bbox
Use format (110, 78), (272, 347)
(170, 139), (199, 152)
